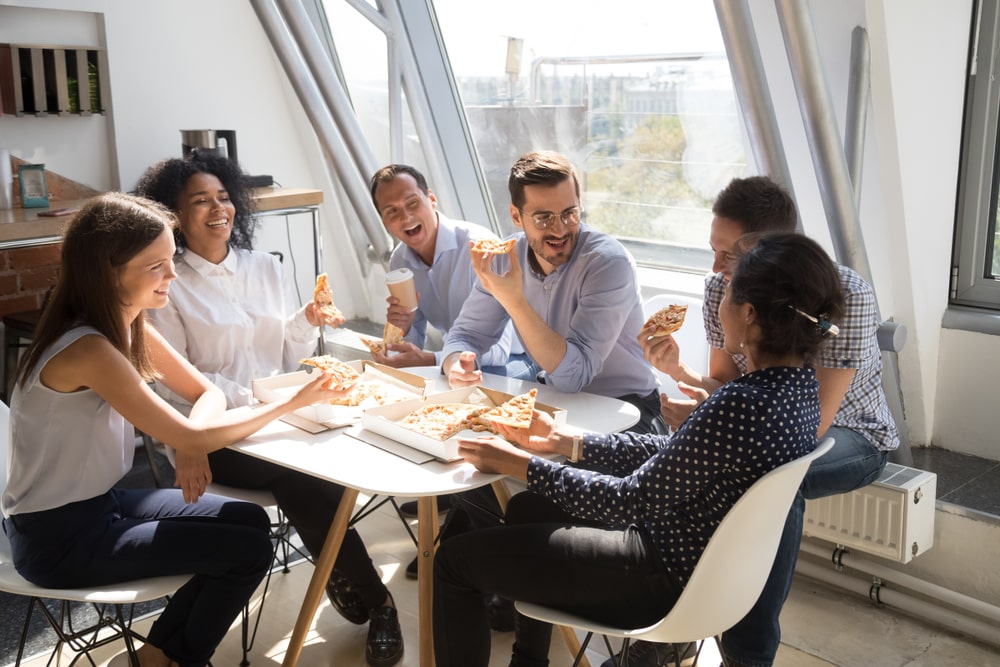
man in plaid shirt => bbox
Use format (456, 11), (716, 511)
(618, 176), (899, 667)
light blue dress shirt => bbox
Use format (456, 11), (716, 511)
(389, 212), (512, 366)
(441, 225), (658, 399)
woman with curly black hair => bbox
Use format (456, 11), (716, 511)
(135, 152), (403, 667)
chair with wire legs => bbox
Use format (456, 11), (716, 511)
(516, 438), (835, 667)
(0, 402), (194, 667)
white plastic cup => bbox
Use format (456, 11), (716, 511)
(386, 268), (418, 311)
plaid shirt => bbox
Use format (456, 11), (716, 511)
(703, 265), (898, 451)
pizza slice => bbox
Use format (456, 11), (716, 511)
(298, 355), (360, 391)
(474, 388), (537, 430)
(359, 336), (386, 356)
(383, 321), (405, 345)
(398, 403), (487, 440)
(641, 304), (688, 338)
(359, 321), (406, 357)
(470, 238), (517, 255)
(313, 273), (344, 320)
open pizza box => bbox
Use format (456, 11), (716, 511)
(251, 360), (427, 432)
(358, 386), (567, 463)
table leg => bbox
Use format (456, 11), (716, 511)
(489, 481), (589, 666)
(281, 486), (359, 666)
(416, 496), (440, 667)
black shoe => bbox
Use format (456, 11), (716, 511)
(399, 495), (452, 519)
(600, 640), (697, 667)
(366, 602), (404, 666)
(326, 570), (368, 625)
(405, 555), (418, 580)
(485, 594), (515, 632)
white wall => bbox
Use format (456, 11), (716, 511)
(747, 0), (976, 453)
(0, 0), (370, 319)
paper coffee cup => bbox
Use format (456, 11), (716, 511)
(386, 268), (418, 311)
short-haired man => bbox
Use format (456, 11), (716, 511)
(369, 164), (512, 370)
(618, 175), (899, 667)
(442, 151), (666, 435)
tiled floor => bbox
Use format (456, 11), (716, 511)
(911, 446), (1000, 516)
(4, 440), (1000, 666)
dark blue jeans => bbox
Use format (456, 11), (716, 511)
(433, 491), (683, 667)
(4, 488), (272, 667)
(718, 427), (889, 666)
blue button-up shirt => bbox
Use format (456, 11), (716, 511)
(389, 212), (512, 367)
(442, 225), (658, 399)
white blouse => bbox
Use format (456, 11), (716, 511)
(147, 247), (318, 410)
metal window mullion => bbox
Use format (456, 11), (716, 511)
(54, 49), (70, 115)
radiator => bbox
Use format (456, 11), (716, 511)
(802, 463), (937, 563)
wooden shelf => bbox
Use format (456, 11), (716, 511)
(0, 188), (325, 249)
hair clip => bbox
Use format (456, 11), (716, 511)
(791, 306), (840, 337)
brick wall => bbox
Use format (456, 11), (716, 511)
(0, 243), (61, 318)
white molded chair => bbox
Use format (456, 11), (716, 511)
(642, 294), (709, 401)
(0, 402), (193, 667)
(516, 437), (836, 667)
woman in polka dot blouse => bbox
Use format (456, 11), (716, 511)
(432, 233), (847, 667)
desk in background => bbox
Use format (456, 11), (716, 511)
(0, 187), (323, 257)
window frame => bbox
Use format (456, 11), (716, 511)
(953, 0), (1000, 309)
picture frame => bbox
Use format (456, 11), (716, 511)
(18, 163), (49, 208)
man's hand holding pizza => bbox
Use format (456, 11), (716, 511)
(469, 240), (527, 313)
(372, 341), (435, 368)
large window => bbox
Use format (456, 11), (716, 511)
(954, 0), (1000, 309)
(432, 0), (746, 273)
(312, 0), (745, 275)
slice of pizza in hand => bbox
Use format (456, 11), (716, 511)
(359, 336), (387, 356)
(642, 304), (688, 338)
(383, 321), (405, 345)
(313, 273), (344, 320)
(299, 355), (360, 391)
(470, 238), (517, 255)
(476, 388), (538, 430)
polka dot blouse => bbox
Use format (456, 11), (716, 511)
(526, 366), (821, 585)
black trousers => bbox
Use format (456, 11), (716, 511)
(4, 489), (271, 667)
(208, 447), (389, 609)
(433, 491), (683, 667)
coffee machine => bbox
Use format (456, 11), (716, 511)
(181, 129), (238, 164)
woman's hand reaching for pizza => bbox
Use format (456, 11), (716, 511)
(457, 435), (531, 479)
(291, 371), (357, 408)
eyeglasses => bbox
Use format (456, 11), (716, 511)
(523, 206), (583, 230)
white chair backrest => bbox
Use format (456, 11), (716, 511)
(643, 293), (709, 400)
(642, 437), (835, 643)
(0, 401), (9, 491)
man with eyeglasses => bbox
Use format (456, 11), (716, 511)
(441, 150), (667, 436)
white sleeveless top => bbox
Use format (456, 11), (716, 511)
(2, 326), (133, 516)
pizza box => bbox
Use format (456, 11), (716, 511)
(251, 360), (427, 431)
(359, 386), (567, 462)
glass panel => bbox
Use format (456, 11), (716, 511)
(432, 0), (747, 272)
(321, 0), (431, 173)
